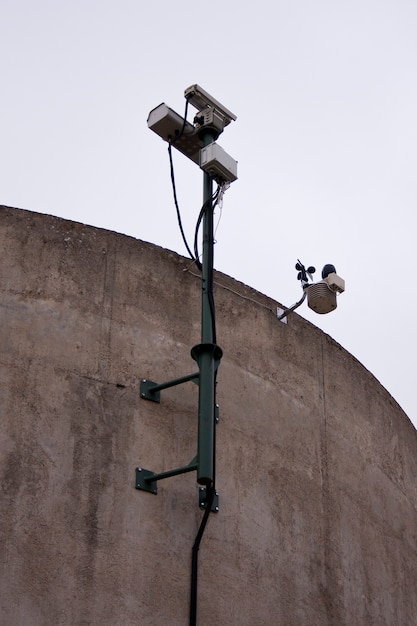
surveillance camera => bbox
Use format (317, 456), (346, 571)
(184, 84), (237, 127)
(147, 103), (203, 164)
(148, 86), (237, 174)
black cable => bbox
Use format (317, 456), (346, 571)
(193, 185), (221, 269)
(189, 204), (220, 623)
(193, 204), (205, 271)
(189, 485), (215, 626)
(193, 185), (221, 343)
(190, 377), (218, 626)
(208, 186), (221, 345)
(171, 99), (189, 146)
(167, 99), (197, 262)
(168, 141), (195, 261)
(207, 247), (217, 345)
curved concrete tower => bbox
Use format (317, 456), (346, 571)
(1, 206), (416, 625)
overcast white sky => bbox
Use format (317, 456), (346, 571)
(2, 1), (417, 429)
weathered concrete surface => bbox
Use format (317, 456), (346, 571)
(1, 205), (416, 625)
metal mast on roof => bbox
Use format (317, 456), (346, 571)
(136, 84), (237, 508)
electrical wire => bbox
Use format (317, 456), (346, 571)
(168, 141), (195, 262)
(189, 373), (218, 626)
(189, 184), (224, 624)
(167, 97), (229, 276)
(189, 486), (215, 626)
(192, 185), (223, 343)
(193, 184), (222, 270)
(208, 244), (217, 345)
(167, 99), (198, 263)
(213, 202), (223, 243)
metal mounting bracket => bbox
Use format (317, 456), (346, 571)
(199, 487), (219, 512)
(215, 403), (220, 423)
(140, 379), (161, 403)
(135, 467), (158, 494)
(276, 307), (288, 324)
(140, 371), (200, 403)
(135, 458), (198, 496)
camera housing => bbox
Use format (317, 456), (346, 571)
(147, 85), (237, 182)
(184, 84), (237, 128)
(147, 103), (203, 164)
(200, 143), (238, 183)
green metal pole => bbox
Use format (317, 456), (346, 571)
(193, 128), (222, 487)
(201, 159), (214, 345)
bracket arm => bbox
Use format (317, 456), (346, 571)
(140, 371), (199, 402)
(136, 461), (198, 495)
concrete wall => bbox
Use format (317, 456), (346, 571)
(1, 205), (416, 625)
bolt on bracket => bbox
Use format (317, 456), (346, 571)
(135, 467), (158, 494)
(276, 307), (288, 324)
(199, 487), (219, 512)
(135, 458), (198, 496)
(140, 371), (200, 403)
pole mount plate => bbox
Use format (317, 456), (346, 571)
(135, 467), (158, 494)
(199, 487), (219, 512)
(140, 379), (160, 402)
(276, 307), (288, 324)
